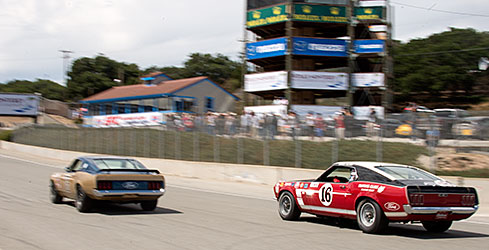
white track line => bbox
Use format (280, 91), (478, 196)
(0, 154), (63, 168)
(168, 184), (275, 201)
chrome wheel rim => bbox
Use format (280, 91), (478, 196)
(360, 203), (376, 227)
(280, 195), (291, 215)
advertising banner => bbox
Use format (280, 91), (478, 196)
(352, 73), (385, 87)
(244, 105), (288, 116)
(355, 7), (384, 20)
(88, 112), (163, 128)
(246, 37), (287, 60)
(291, 105), (343, 119)
(352, 106), (384, 120)
(291, 71), (347, 90)
(292, 37), (347, 57)
(0, 94), (39, 116)
(354, 39), (385, 53)
(245, 71), (288, 92)
(247, 4), (287, 28)
(358, 0), (386, 7)
(293, 4), (347, 23)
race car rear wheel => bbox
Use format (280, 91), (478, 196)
(356, 199), (388, 234)
(278, 192), (301, 221)
(75, 185), (93, 213)
(140, 200), (158, 211)
(49, 181), (63, 204)
(421, 221), (452, 233)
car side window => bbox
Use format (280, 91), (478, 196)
(72, 161), (84, 172)
(316, 166), (352, 183)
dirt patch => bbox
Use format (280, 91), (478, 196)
(428, 148), (489, 171)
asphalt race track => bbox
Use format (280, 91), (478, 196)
(1, 154), (489, 250)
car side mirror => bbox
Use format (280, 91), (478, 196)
(64, 167), (72, 172)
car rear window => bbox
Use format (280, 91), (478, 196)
(376, 166), (439, 181)
(93, 159), (146, 170)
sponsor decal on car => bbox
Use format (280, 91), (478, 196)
(310, 182), (319, 188)
(358, 184), (385, 193)
(384, 202), (400, 211)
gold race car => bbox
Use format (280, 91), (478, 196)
(50, 156), (165, 212)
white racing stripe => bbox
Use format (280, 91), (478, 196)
(299, 205), (357, 216)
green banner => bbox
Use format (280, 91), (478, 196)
(246, 4), (288, 28)
(293, 4), (347, 23)
(355, 7), (384, 20)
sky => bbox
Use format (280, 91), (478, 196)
(0, 0), (489, 85)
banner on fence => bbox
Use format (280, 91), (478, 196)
(87, 112), (163, 128)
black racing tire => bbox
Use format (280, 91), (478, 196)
(356, 199), (388, 234)
(140, 200), (158, 211)
(49, 181), (63, 204)
(75, 185), (93, 213)
(278, 192), (301, 221)
(421, 221), (452, 233)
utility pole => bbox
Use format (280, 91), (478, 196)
(285, 0), (293, 111)
(347, 0), (357, 108)
(59, 50), (73, 86)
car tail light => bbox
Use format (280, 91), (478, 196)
(97, 181), (112, 190)
(148, 181), (161, 190)
(461, 194), (476, 206)
(409, 193), (424, 206)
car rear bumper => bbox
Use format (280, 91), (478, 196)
(403, 205), (478, 215)
(93, 188), (165, 197)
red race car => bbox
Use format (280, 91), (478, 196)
(274, 162), (479, 233)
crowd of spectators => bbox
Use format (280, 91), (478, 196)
(162, 108), (375, 140)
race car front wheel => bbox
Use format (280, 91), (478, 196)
(356, 199), (388, 234)
(278, 192), (301, 221)
(49, 181), (63, 204)
(422, 221), (452, 233)
(75, 185), (93, 213)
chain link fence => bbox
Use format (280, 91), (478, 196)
(12, 124), (432, 170)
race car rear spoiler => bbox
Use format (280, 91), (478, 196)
(98, 169), (161, 174)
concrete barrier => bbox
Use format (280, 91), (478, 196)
(0, 140), (323, 185)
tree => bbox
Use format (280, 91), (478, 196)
(67, 55), (141, 101)
(182, 53), (241, 85)
(0, 79), (68, 101)
(393, 28), (489, 102)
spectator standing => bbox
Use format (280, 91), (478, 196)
(287, 111), (298, 138)
(367, 108), (377, 137)
(334, 112), (345, 139)
(314, 113), (326, 138)
(206, 112), (216, 135)
(305, 111), (315, 140)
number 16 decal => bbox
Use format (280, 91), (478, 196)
(319, 183), (333, 206)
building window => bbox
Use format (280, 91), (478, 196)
(205, 97), (214, 112)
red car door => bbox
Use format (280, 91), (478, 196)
(302, 166), (356, 217)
